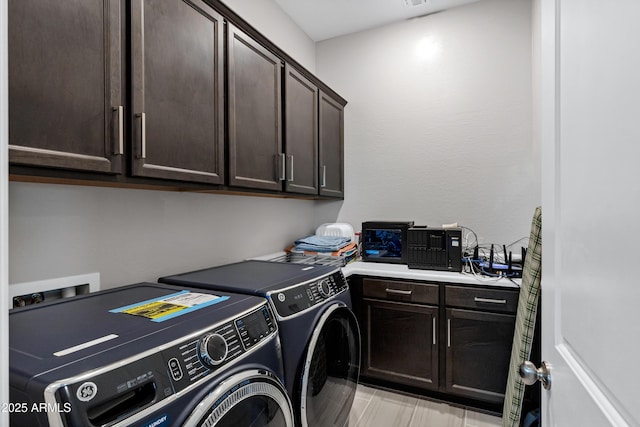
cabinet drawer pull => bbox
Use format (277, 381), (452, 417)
(136, 112), (146, 159)
(113, 106), (123, 155)
(433, 317), (437, 345)
(385, 288), (412, 296)
(288, 155), (294, 182)
(447, 318), (451, 348)
(474, 297), (507, 304)
(280, 153), (286, 181)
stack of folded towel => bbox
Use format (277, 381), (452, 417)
(287, 234), (358, 262)
(292, 235), (352, 252)
(286, 223), (358, 264)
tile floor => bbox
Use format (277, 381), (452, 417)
(349, 385), (502, 427)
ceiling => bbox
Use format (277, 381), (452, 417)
(273, 0), (483, 42)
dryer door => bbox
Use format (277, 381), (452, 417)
(183, 370), (294, 427)
(300, 305), (361, 427)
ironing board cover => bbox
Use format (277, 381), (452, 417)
(502, 206), (542, 426)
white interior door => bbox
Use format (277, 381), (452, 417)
(540, 0), (640, 425)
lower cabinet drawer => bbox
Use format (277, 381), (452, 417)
(445, 285), (519, 313)
(362, 278), (439, 305)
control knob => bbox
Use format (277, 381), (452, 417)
(317, 278), (332, 298)
(199, 333), (228, 367)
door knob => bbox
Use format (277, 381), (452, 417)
(519, 360), (552, 390)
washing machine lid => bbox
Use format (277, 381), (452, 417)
(159, 260), (339, 295)
(9, 282), (264, 382)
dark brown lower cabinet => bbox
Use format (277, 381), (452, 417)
(355, 276), (519, 410)
(363, 299), (438, 390)
(445, 308), (516, 403)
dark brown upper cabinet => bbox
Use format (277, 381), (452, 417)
(284, 65), (318, 195)
(227, 23), (283, 191)
(130, 0), (225, 184)
(8, 0), (124, 174)
(8, 0), (346, 199)
(319, 91), (345, 198)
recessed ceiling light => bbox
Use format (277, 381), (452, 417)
(403, 0), (429, 7)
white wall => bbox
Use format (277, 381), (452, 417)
(221, 0), (316, 72)
(8, 0), (321, 290)
(1, 0), (10, 421)
(316, 0), (539, 246)
(9, 183), (321, 288)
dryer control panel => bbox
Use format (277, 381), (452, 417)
(166, 303), (277, 391)
(269, 271), (349, 318)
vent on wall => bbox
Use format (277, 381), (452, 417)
(9, 273), (100, 309)
(403, 0), (429, 7)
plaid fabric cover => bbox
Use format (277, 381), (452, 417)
(502, 207), (542, 426)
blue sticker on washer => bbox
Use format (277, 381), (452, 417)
(110, 291), (229, 322)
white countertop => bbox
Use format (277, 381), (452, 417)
(252, 253), (520, 289)
(342, 261), (521, 289)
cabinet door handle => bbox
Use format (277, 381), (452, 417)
(385, 288), (412, 296)
(474, 297), (507, 304)
(447, 318), (451, 348)
(288, 155), (294, 182)
(433, 317), (437, 345)
(321, 165), (327, 187)
(113, 106), (123, 155)
(136, 112), (146, 159)
(280, 153), (286, 181)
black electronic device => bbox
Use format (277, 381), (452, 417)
(407, 226), (463, 272)
(476, 244), (524, 278)
(361, 221), (414, 264)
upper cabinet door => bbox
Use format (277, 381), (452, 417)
(319, 91), (345, 198)
(227, 23), (283, 191)
(284, 65), (318, 195)
(8, 0), (124, 174)
(130, 0), (224, 184)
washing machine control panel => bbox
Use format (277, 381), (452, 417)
(45, 302), (278, 427)
(236, 305), (277, 350)
(161, 303), (277, 394)
(270, 271), (349, 318)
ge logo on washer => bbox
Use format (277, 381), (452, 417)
(277, 293), (286, 302)
(76, 382), (98, 402)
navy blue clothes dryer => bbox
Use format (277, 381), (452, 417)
(160, 260), (361, 427)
